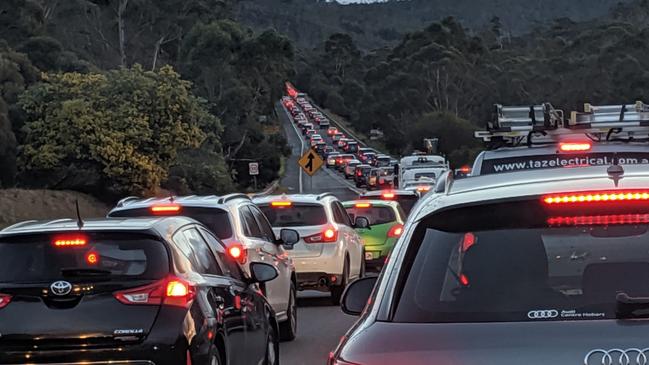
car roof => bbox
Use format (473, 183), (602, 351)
(0, 216), (196, 237)
(342, 200), (400, 208)
(479, 141), (648, 160)
(412, 164), (649, 221)
(253, 193), (337, 205)
(109, 194), (250, 213)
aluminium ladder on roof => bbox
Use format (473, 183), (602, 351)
(475, 101), (649, 144)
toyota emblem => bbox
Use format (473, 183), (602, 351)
(50, 281), (72, 296)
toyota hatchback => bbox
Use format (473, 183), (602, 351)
(0, 217), (281, 365)
(332, 164), (649, 365)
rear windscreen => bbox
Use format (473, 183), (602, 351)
(109, 207), (233, 239)
(259, 204), (328, 227)
(345, 206), (396, 226)
(393, 199), (649, 323)
(481, 152), (649, 175)
(0, 233), (169, 284)
(396, 196), (418, 215)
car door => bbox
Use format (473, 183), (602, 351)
(197, 228), (268, 364)
(332, 202), (363, 279)
(249, 205), (292, 317)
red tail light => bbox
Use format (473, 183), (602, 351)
(150, 204), (181, 213)
(387, 224), (404, 238)
(304, 228), (338, 243)
(417, 186), (431, 192)
(547, 214), (649, 226)
(355, 203), (371, 208)
(271, 201), (292, 207)
(543, 191), (649, 205)
(227, 243), (247, 264)
(559, 142), (591, 152)
(382, 192), (395, 199)
(356, 170), (362, 176)
(461, 232), (476, 252)
(0, 293), (12, 309)
(85, 252), (99, 265)
(114, 276), (195, 308)
(53, 235), (87, 247)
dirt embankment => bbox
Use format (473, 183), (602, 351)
(0, 189), (111, 229)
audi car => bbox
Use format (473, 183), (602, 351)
(0, 217), (283, 365)
(332, 164), (649, 365)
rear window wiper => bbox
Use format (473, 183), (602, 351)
(61, 268), (112, 277)
(616, 292), (649, 319)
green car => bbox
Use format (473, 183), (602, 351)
(343, 200), (406, 271)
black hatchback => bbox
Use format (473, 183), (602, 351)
(0, 217), (280, 365)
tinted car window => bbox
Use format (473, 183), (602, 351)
(240, 206), (263, 239)
(345, 206), (396, 226)
(393, 201), (649, 323)
(198, 228), (243, 281)
(334, 202), (353, 226)
(259, 203), (328, 227)
(182, 228), (222, 275)
(109, 206), (233, 240)
(249, 205), (277, 242)
(0, 233), (168, 283)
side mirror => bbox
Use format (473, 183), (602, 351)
(249, 262), (279, 284)
(354, 217), (371, 230)
(278, 228), (300, 249)
(341, 276), (378, 316)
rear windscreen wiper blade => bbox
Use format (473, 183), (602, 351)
(61, 268), (112, 277)
(616, 292), (649, 319)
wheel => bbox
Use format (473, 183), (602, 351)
(331, 258), (349, 305)
(265, 323), (280, 365)
(279, 282), (297, 341)
(205, 345), (222, 365)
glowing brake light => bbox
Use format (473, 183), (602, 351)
(543, 191), (649, 205)
(559, 142), (592, 152)
(458, 165), (471, 173)
(304, 228), (338, 243)
(227, 243), (247, 264)
(387, 224), (404, 238)
(150, 204), (181, 213)
(547, 214), (649, 226)
(85, 252), (99, 265)
(271, 201), (292, 207)
(461, 232), (476, 252)
(114, 276), (195, 307)
(355, 203), (371, 208)
(382, 192), (395, 199)
(53, 236), (87, 247)
(417, 186), (431, 192)
(0, 293), (12, 309)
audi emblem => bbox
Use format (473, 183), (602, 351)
(584, 348), (649, 365)
(527, 309), (559, 319)
(50, 281), (72, 296)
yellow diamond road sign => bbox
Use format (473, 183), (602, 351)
(298, 149), (324, 176)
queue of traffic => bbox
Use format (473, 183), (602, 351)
(2, 95), (649, 365)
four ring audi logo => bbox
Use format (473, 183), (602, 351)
(527, 310), (559, 319)
(585, 349), (649, 365)
(50, 281), (73, 296)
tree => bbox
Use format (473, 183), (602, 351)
(18, 65), (229, 197)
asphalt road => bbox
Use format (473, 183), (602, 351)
(276, 101), (362, 364)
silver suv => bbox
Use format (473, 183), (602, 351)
(253, 193), (365, 305)
(108, 194), (300, 341)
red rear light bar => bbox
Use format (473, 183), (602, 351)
(114, 276), (195, 308)
(53, 236), (88, 247)
(0, 293), (12, 309)
(150, 204), (181, 213)
(559, 142), (592, 152)
(543, 191), (649, 205)
(548, 214), (649, 226)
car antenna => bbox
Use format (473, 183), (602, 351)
(75, 199), (84, 229)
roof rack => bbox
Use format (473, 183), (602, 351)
(475, 101), (649, 148)
(317, 193), (336, 201)
(217, 193), (251, 204)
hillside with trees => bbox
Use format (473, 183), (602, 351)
(296, 0), (649, 166)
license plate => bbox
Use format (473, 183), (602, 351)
(365, 252), (374, 260)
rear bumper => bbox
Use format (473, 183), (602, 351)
(297, 272), (343, 291)
(0, 341), (191, 365)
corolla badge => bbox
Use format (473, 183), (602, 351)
(50, 281), (73, 296)
(584, 348), (649, 365)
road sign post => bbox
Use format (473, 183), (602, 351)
(249, 162), (259, 191)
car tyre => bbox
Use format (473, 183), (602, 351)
(207, 345), (222, 365)
(265, 323), (280, 365)
(279, 282), (297, 341)
(331, 258), (349, 305)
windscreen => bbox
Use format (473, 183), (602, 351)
(396, 196), (419, 215)
(345, 206), (396, 226)
(393, 199), (649, 323)
(259, 204), (328, 227)
(109, 206), (233, 239)
(0, 233), (169, 284)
